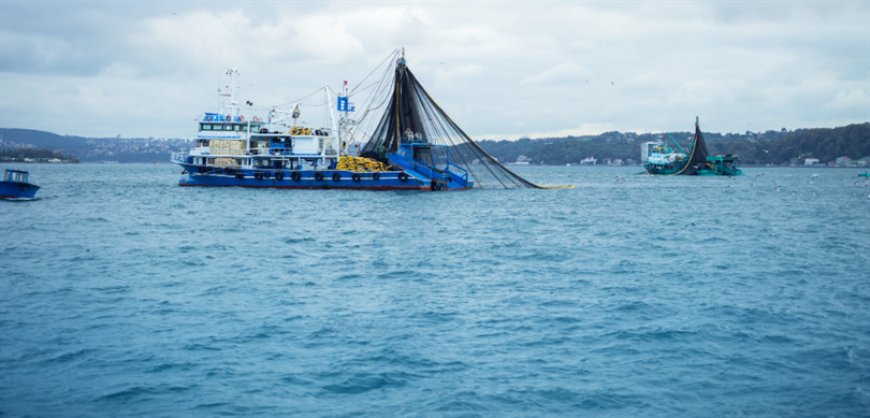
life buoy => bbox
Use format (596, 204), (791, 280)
(275, 172), (284, 181)
(351, 173), (361, 182)
(398, 172), (409, 182)
(291, 171), (301, 181)
(332, 172), (341, 182)
(314, 172), (324, 181)
(255, 172), (263, 180)
(372, 172), (380, 181)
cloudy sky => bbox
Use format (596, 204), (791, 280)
(1, 0), (868, 140)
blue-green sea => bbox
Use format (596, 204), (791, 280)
(2, 164), (869, 417)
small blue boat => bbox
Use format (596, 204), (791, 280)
(0, 169), (40, 200)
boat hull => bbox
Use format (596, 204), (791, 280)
(644, 162), (684, 175)
(645, 157), (742, 176)
(173, 148), (474, 191)
(178, 170), (433, 190)
(0, 181), (40, 200)
(697, 168), (743, 176)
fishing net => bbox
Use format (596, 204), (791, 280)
(358, 56), (543, 189)
(675, 118), (710, 175)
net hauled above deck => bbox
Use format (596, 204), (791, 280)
(359, 57), (544, 189)
(675, 117), (711, 175)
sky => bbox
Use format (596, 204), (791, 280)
(0, 0), (868, 140)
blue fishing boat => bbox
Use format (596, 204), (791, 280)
(0, 169), (40, 200)
(172, 52), (546, 191)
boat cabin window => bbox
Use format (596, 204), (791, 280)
(199, 123), (250, 131)
(4, 170), (28, 182)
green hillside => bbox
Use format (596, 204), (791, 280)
(479, 123), (870, 166)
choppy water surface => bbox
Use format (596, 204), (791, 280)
(1, 164), (869, 417)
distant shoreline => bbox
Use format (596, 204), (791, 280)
(3, 161), (867, 170)
(0, 158), (79, 164)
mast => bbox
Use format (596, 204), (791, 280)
(327, 86), (339, 156)
(221, 68), (241, 118)
(393, 51), (406, 153)
(336, 79), (357, 157)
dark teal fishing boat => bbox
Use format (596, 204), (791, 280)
(643, 117), (742, 176)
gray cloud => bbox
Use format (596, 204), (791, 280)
(0, 0), (867, 139)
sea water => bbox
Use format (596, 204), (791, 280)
(1, 164), (868, 417)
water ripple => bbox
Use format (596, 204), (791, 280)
(1, 165), (868, 417)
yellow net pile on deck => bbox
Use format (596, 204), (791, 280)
(336, 156), (391, 172)
(289, 127), (312, 135)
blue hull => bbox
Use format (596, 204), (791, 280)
(0, 181), (40, 200)
(178, 170), (432, 190)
